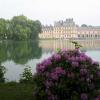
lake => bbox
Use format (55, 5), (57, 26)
(0, 39), (100, 82)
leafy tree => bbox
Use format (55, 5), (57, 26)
(0, 15), (42, 40)
(0, 18), (7, 39)
(81, 24), (87, 27)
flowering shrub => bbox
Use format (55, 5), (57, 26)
(33, 49), (100, 100)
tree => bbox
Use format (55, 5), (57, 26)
(0, 15), (42, 40)
(81, 24), (87, 27)
(0, 18), (7, 39)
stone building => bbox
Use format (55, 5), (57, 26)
(39, 18), (100, 39)
(77, 26), (100, 39)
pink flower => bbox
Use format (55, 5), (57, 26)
(81, 93), (88, 100)
(80, 68), (88, 76)
(50, 67), (66, 81)
(97, 71), (100, 77)
(52, 54), (61, 61)
(71, 61), (79, 68)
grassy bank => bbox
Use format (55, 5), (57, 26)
(0, 83), (34, 100)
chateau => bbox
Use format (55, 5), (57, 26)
(39, 18), (100, 39)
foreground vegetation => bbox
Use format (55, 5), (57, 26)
(0, 15), (41, 40)
(0, 42), (100, 100)
(0, 65), (34, 100)
(34, 48), (100, 100)
(0, 83), (34, 100)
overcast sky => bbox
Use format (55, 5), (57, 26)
(0, 0), (100, 26)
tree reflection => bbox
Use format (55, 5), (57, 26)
(0, 40), (42, 64)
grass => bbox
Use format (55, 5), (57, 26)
(0, 82), (34, 100)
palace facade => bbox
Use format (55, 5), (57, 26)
(39, 18), (100, 39)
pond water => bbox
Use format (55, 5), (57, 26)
(0, 39), (100, 82)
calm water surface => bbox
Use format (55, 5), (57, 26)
(0, 39), (100, 82)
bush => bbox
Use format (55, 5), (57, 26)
(33, 49), (100, 100)
(0, 65), (6, 83)
(20, 66), (33, 84)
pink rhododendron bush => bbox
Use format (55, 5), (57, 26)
(33, 49), (100, 100)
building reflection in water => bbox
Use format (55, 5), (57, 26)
(39, 39), (100, 53)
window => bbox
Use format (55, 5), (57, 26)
(86, 34), (88, 37)
(78, 35), (80, 37)
(95, 34), (97, 38)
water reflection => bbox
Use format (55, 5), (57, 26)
(39, 39), (100, 52)
(0, 40), (42, 64)
(0, 39), (100, 82)
(0, 40), (42, 82)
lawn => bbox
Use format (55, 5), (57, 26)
(0, 83), (34, 100)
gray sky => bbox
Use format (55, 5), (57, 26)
(0, 0), (100, 26)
